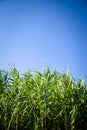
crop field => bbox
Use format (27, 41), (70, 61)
(0, 65), (87, 130)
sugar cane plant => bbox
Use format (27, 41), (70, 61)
(0, 65), (87, 130)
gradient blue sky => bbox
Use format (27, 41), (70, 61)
(0, 0), (87, 78)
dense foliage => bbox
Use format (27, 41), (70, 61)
(0, 66), (87, 130)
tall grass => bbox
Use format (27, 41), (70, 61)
(0, 66), (87, 130)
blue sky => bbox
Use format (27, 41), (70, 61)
(0, 0), (87, 78)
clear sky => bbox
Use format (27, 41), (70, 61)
(0, 0), (87, 78)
